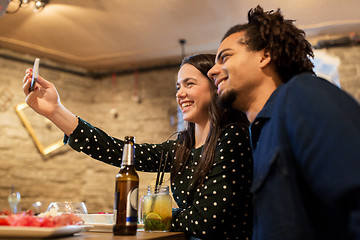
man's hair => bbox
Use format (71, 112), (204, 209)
(222, 5), (315, 82)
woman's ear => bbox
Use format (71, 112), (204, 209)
(259, 50), (271, 68)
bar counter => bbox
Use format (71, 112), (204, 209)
(57, 230), (187, 240)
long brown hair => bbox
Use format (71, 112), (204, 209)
(171, 54), (248, 188)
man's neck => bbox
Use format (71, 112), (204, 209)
(245, 78), (282, 123)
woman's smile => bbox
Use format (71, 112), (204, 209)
(180, 101), (193, 113)
(176, 64), (211, 123)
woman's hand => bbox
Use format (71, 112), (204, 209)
(22, 68), (61, 119)
(22, 68), (79, 136)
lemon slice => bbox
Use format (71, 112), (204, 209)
(145, 212), (162, 220)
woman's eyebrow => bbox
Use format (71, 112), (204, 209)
(177, 78), (196, 85)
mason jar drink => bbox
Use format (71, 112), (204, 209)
(139, 185), (172, 232)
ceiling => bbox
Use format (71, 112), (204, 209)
(1, 0), (360, 72)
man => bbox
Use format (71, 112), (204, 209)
(208, 5), (360, 240)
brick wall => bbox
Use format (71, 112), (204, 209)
(0, 49), (178, 213)
(327, 46), (360, 100)
(0, 44), (359, 214)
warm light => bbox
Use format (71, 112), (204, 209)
(34, 0), (41, 8)
(6, 0), (50, 14)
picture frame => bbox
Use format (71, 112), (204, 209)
(14, 102), (64, 155)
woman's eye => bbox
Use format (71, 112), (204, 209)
(187, 82), (194, 87)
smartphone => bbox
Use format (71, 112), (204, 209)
(29, 58), (40, 92)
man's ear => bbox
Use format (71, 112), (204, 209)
(259, 50), (271, 68)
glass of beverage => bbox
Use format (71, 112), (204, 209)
(138, 185), (172, 232)
(8, 189), (21, 213)
(46, 202), (88, 215)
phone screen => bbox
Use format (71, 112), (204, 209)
(29, 58), (40, 92)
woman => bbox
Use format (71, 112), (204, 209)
(22, 54), (253, 239)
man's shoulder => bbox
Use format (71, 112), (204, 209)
(273, 72), (359, 118)
(284, 73), (328, 90)
(277, 73), (340, 100)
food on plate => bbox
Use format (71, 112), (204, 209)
(0, 211), (83, 227)
(0, 218), (9, 226)
(0, 209), (11, 216)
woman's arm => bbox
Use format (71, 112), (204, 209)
(23, 69), (175, 172)
(65, 117), (174, 172)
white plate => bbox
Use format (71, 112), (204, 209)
(0, 225), (83, 238)
(83, 225), (94, 231)
(78, 214), (113, 225)
(88, 223), (113, 232)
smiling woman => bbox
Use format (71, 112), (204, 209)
(21, 53), (253, 239)
(176, 64), (211, 126)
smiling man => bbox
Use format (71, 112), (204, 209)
(208, 5), (360, 240)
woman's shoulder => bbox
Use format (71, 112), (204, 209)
(215, 123), (250, 151)
(220, 122), (249, 138)
(214, 123), (251, 163)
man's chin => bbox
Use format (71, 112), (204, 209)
(216, 90), (237, 110)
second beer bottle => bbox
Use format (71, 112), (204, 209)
(113, 136), (139, 235)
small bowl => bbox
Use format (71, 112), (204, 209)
(46, 202), (88, 215)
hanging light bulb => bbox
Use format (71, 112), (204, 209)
(5, 0), (49, 14)
(33, 0), (44, 12)
(34, 0), (41, 7)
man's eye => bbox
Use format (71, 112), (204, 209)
(222, 55), (230, 63)
(187, 82), (194, 87)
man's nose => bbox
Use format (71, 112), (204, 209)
(207, 65), (219, 81)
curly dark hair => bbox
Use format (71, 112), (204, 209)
(222, 5), (315, 82)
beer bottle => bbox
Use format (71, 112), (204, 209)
(113, 136), (139, 235)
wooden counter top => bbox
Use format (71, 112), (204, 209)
(56, 230), (187, 240)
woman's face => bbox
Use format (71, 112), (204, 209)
(176, 63), (212, 124)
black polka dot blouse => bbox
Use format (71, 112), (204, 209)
(64, 117), (253, 240)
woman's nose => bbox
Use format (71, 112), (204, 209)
(176, 87), (185, 98)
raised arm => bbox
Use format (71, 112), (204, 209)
(22, 69), (78, 136)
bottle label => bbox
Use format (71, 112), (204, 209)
(126, 187), (138, 226)
(121, 143), (134, 166)
(113, 180), (139, 228)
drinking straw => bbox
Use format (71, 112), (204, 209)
(150, 151), (166, 212)
(155, 151), (164, 193)
(159, 152), (169, 187)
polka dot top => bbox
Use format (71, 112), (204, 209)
(64, 117), (253, 240)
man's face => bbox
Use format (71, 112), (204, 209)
(208, 31), (264, 111)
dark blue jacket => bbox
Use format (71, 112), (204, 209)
(250, 73), (360, 239)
